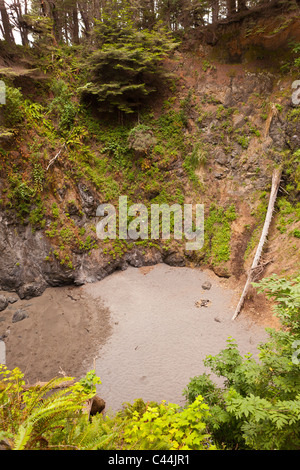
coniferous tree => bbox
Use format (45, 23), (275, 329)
(79, 0), (178, 114)
(9, 0), (29, 46)
(0, 0), (15, 43)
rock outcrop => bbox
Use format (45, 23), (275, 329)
(0, 212), (181, 299)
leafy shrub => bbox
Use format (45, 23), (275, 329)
(122, 396), (216, 450)
(2, 86), (24, 127)
(183, 275), (300, 450)
(0, 366), (215, 451)
(183, 373), (222, 406)
(128, 124), (157, 157)
(293, 229), (300, 238)
(7, 173), (36, 217)
(48, 79), (77, 132)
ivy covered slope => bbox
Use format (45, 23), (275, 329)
(0, 1), (299, 302)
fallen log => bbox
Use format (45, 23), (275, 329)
(23, 379), (75, 391)
(264, 103), (278, 139)
(16, 380), (105, 417)
(232, 167), (282, 321)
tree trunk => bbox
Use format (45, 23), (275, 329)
(93, 0), (100, 21)
(50, 1), (63, 43)
(78, 2), (90, 37)
(237, 0), (247, 12)
(147, 0), (156, 28)
(64, 13), (69, 45)
(232, 167), (282, 321)
(211, 0), (219, 24)
(226, 0), (236, 17)
(71, 6), (80, 44)
(0, 21), (5, 38)
(14, 0), (29, 46)
(40, 0), (51, 17)
(0, 0), (15, 43)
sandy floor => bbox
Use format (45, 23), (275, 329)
(0, 264), (269, 413)
(84, 264), (268, 413)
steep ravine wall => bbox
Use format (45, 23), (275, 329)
(0, 37), (299, 303)
(0, 212), (176, 299)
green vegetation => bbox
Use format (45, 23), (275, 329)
(0, 0), (299, 452)
(1, 275), (299, 450)
(276, 197), (300, 234)
(0, 366), (215, 450)
(2, 85), (24, 127)
(79, 1), (177, 115)
(198, 204), (237, 266)
(184, 275), (300, 450)
(236, 135), (250, 149)
(0, 367), (104, 450)
(48, 79), (78, 133)
(0, 4), (298, 276)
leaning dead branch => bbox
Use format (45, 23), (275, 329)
(264, 103), (278, 139)
(46, 143), (67, 171)
(23, 379), (75, 391)
(232, 167), (282, 321)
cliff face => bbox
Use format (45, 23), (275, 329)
(0, 11), (299, 301)
(0, 213), (166, 299)
(162, 49), (300, 285)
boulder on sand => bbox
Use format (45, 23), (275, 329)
(0, 295), (8, 312)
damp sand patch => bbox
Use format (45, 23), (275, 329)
(0, 286), (111, 384)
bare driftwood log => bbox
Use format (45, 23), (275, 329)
(23, 379), (75, 391)
(24, 380), (105, 416)
(264, 103), (278, 139)
(232, 167), (282, 321)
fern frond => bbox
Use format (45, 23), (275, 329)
(13, 423), (33, 450)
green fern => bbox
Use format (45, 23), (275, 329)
(51, 412), (121, 450)
(0, 365), (101, 450)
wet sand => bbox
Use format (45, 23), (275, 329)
(0, 264), (269, 413)
(0, 287), (112, 383)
